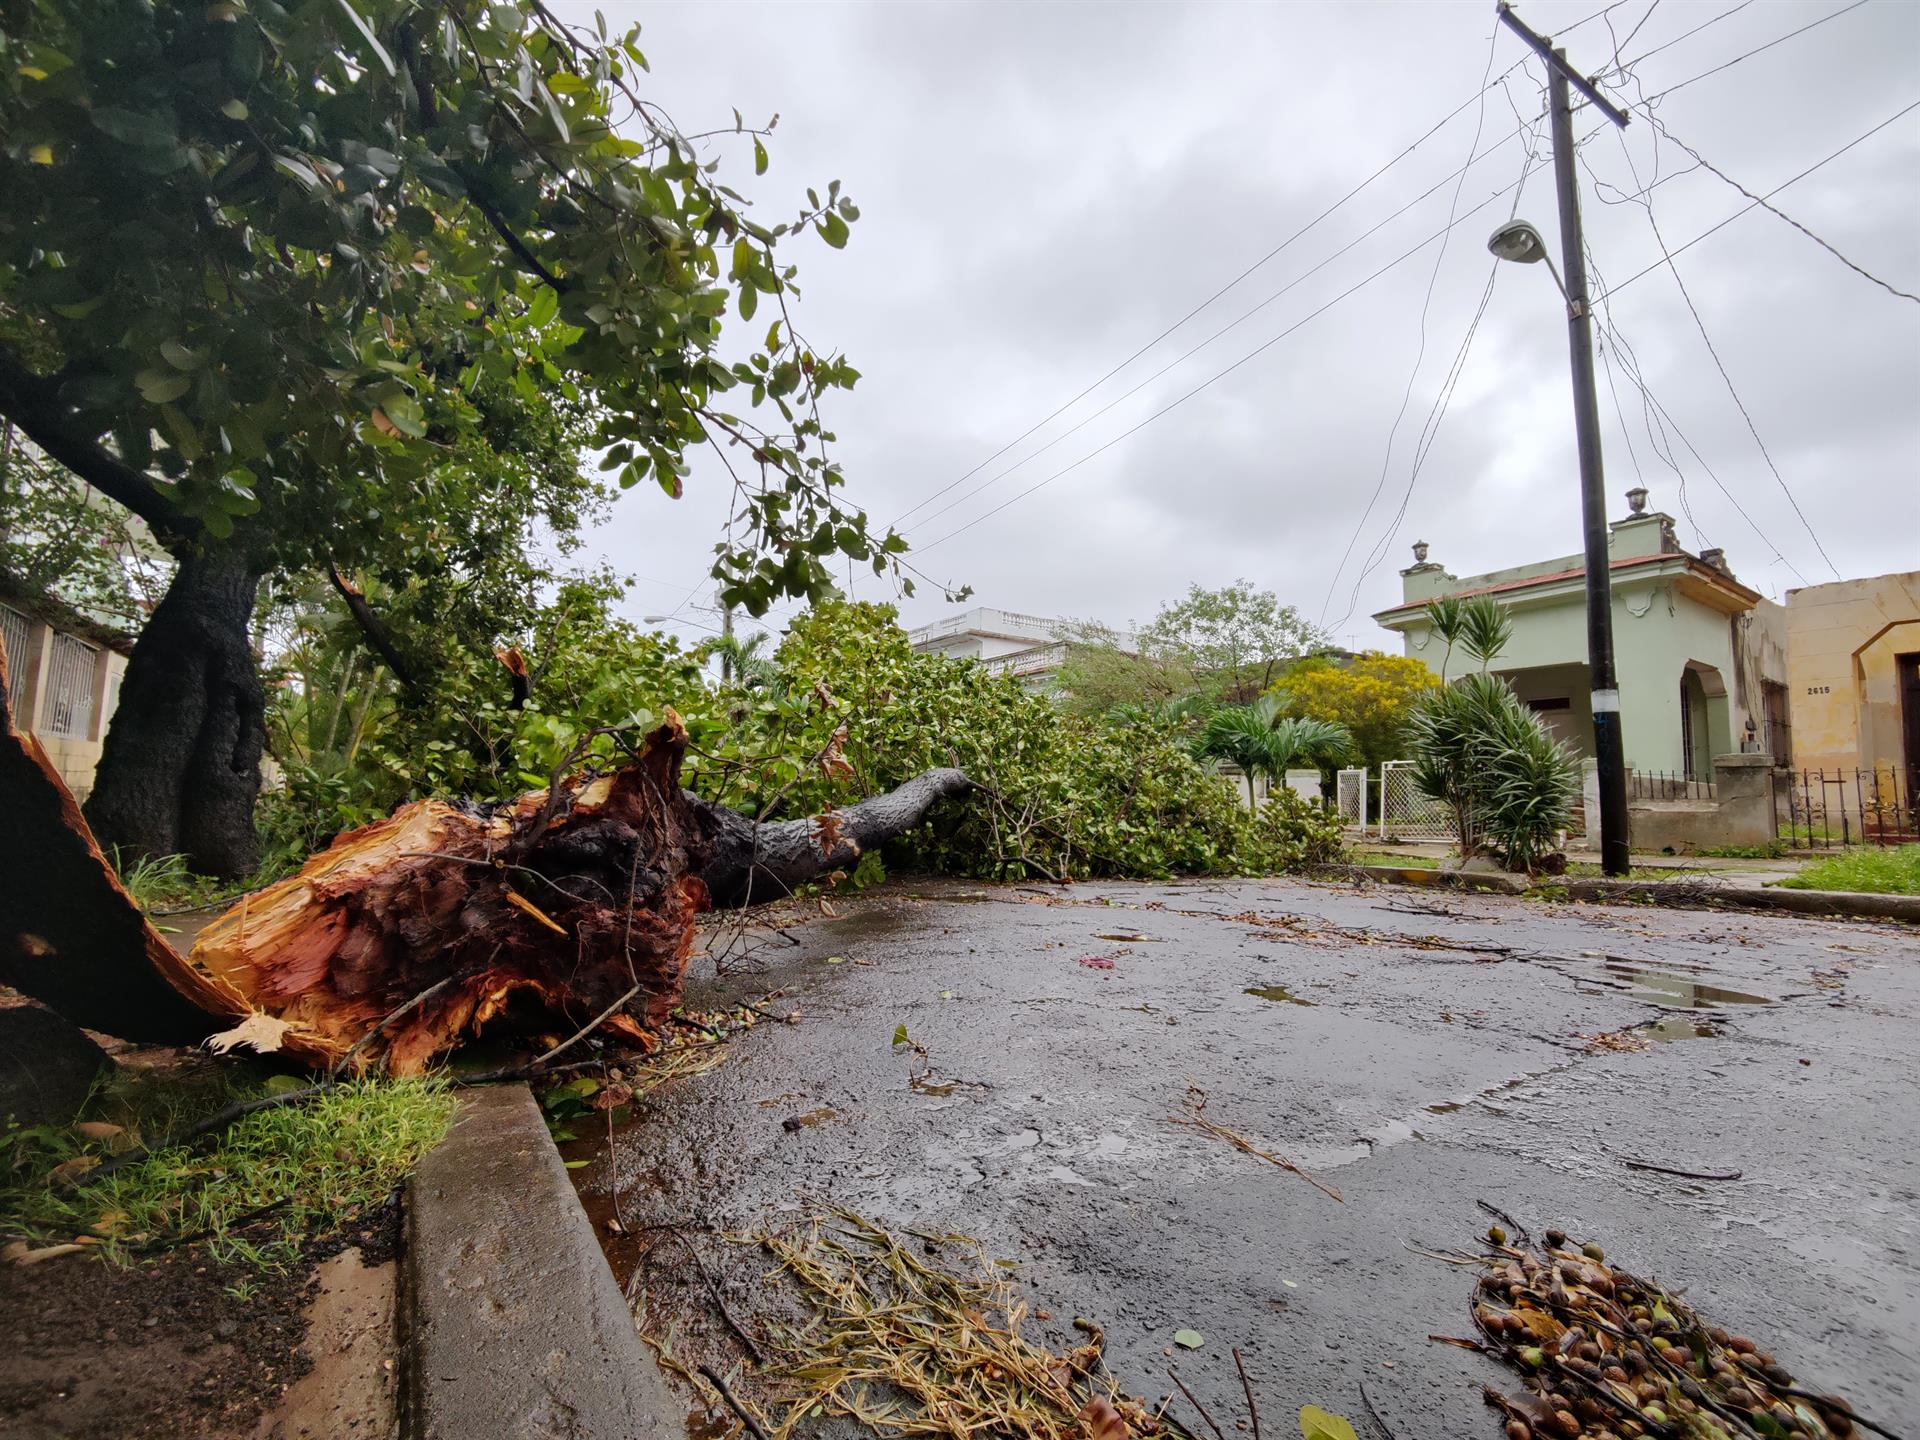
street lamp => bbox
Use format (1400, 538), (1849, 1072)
(1486, 220), (1569, 306)
(1488, 211), (1631, 877)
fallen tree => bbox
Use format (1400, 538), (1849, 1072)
(2, 647), (971, 1073)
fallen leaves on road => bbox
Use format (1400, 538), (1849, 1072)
(754, 1207), (1176, 1440)
(1466, 1209), (1884, 1439)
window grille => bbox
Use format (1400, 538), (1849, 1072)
(0, 604), (31, 678)
(43, 632), (99, 738)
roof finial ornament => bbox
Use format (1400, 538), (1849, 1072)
(1626, 485), (1649, 515)
(1412, 539), (1430, 563)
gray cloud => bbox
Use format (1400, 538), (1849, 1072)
(558, 0), (1920, 645)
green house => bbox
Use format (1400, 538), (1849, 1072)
(1372, 488), (1790, 778)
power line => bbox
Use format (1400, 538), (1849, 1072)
(902, 106), (1554, 540)
(1609, 128), (1842, 579)
(1633, 0), (1872, 108)
(884, 0), (1637, 533)
(914, 140), (1613, 557)
(1330, 106), (1556, 629)
(1598, 96), (1920, 297)
(1643, 114), (1920, 304)
(1317, 19), (1506, 624)
(1614, 0), (1753, 72)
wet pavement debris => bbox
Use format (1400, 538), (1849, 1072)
(1468, 1213), (1887, 1440)
(749, 1207), (1177, 1440)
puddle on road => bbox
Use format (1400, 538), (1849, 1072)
(784, 1106), (839, 1130)
(1644, 1015), (1723, 1040)
(1603, 960), (1770, 1009)
(1244, 984), (1317, 1006)
(1095, 932), (1161, 942)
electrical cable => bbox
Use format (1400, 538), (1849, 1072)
(1609, 127), (1842, 579)
(1613, 0), (1753, 72)
(902, 105), (1555, 539)
(1633, 0), (1871, 108)
(1641, 114), (1919, 304)
(1596, 96), (1920, 295)
(912, 138), (1610, 557)
(884, 0), (1642, 532)
(1316, 19), (1505, 624)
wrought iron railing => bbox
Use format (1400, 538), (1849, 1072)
(1774, 766), (1918, 849)
(1627, 769), (1718, 802)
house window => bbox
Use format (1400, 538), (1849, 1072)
(42, 632), (99, 739)
(0, 604), (31, 677)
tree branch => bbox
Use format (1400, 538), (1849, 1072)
(325, 560), (420, 688)
(0, 346), (192, 542)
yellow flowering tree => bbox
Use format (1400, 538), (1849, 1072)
(1272, 652), (1439, 771)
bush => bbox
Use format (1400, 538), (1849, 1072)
(1407, 672), (1580, 871)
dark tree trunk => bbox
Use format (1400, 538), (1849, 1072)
(692, 767), (972, 907)
(85, 546), (266, 878)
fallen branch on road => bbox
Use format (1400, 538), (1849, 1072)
(1168, 1083), (1343, 1204)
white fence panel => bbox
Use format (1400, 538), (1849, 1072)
(1335, 767), (1368, 830)
(1378, 759), (1451, 841)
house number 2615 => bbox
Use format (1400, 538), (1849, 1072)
(1805, 686), (1830, 695)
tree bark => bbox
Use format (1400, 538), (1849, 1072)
(691, 768), (973, 907)
(85, 546), (267, 878)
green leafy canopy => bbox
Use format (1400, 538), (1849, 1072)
(0, 0), (896, 612)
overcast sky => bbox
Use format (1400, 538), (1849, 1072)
(553, 0), (1920, 652)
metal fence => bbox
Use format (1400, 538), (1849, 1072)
(1628, 769), (1718, 802)
(1774, 767), (1918, 849)
(1378, 759), (1451, 841)
(1335, 767), (1368, 830)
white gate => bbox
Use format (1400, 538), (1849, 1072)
(1378, 760), (1451, 841)
(1335, 767), (1368, 830)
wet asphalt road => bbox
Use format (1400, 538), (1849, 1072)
(569, 877), (1920, 1437)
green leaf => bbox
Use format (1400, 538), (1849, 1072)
(333, 0), (396, 77)
(1173, 1329), (1204, 1350)
(380, 393), (427, 438)
(160, 340), (204, 371)
(563, 1158), (590, 1170)
(891, 1024), (910, 1047)
(817, 212), (850, 249)
(135, 370), (193, 404)
(220, 98), (249, 120)
(753, 137), (768, 175)
(527, 286), (559, 328)
(1297, 1406), (1358, 1440)
(737, 284), (758, 322)
(656, 467), (682, 500)
(262, 1074), (305, 1095)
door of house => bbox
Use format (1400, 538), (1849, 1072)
(1679, 678), (1697, 779)
(1899, 652), (1920, 797)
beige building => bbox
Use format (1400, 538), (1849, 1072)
(1783, 570), (1920, 787)
(0, 587), (132, 800)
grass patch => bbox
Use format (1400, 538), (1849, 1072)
(1776, 844), (1920, 895)
(1, 1066), (454, 1270)
(111, 849), (297, 915)
(1353, 849), (1442, 869)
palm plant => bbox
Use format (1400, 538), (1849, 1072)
(1197, 696), (1350, 805)
(1407, 671), (1579, 869)
(1422, 594), (1512, 678)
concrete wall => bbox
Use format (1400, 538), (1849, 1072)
(1627, 754), (1777, 853)
(1784, 571), (1920, 776)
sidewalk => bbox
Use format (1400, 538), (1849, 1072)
(1352, 840), (1802, 889)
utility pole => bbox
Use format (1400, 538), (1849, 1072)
(1495, 2), (1632, 876)
(719, 600), (735, 682)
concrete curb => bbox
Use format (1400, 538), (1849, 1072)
(1331, 863), (1920, 922)
(402, 1083), (678, 1440)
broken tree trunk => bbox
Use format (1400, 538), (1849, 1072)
(3, 655), (972, 1072)
(691, 767), (972, 907)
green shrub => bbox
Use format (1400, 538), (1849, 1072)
(1408, 672), (1580, 871)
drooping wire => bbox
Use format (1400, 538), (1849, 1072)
(1640, 114), (1919, 304)
(1609, 125), (1842, 579)
(1327, 96), (1554, 631)
(902, 105), (1554, 541)
(1597, 97), (1920, 298)
(1317, 20), (1505, 625)
(1632, 0), (1872, 108)
(1612, 0), (1753, 73)
(883, 0), (1648, 533)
